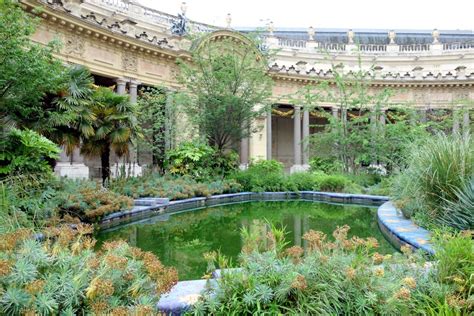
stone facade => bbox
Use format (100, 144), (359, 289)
(21, 0), (473, 176)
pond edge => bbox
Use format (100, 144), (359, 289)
(98, 192), (435, 315)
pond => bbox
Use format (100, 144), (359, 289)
(97, 201), (395, 280)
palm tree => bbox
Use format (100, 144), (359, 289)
(81, 87), (141, 185)
(46, 65), (96, 161)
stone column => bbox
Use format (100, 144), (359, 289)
(302, 109), (310, 169)
(129, 80), (139, 104)
(332, 107), (338, 119)
(240, 130), (249, 169)
(419, 108), (427, 123)
(266, 108), (272, 160)
(463, 110), (470, 137)
(116, 78), (127, 95)
(379, 110), (386, 126)
(290, 105), (302, 173)
(453, 109), (460, 134)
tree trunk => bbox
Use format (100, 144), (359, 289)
(101, 143), (110, 186)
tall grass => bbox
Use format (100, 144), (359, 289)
(392, 133), (473, 229)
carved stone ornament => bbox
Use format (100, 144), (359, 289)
(347, 29), (355, 44)
(64, 34), (85, 56)
(388, 30), (396, 44)
(122, 53), (138, 72)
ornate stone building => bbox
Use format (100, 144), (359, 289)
(21, 0), (474, 176)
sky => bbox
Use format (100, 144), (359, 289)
(138, 0), (474, 31)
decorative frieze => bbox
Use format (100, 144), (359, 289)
(64, 34), (85, 56)
(122, 52), (138, 72)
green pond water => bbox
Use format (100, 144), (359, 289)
(97, 201), (395, 280)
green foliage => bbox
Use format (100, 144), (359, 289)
(0, 176), (134, 231)
(137, 86), (169, 170)
(166, 142), (238, 179)
(81, 87), (142, 184)
(192, 226), (473, 315)
(0, 0), (64, 129)
(439, 178), (474, 230)
(0, 226), (177, 314)
(0, 129), (60, 176)
(433, 231), (474, 306)
(309, 156), (341, 173)
(109, 173), (242, 200)
(232, 160), (361, 193)
(392, 134), (473, 230)
(232, 160), (288, 192)
(176, 35), (273, 150)
(53, 180), (134, 223)
(313, 173), (349, 192)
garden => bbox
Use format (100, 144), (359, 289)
(1, 1), (473, 314)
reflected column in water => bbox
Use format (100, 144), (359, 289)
(294, 215), (301, 246)
(128, 226), (138, 247)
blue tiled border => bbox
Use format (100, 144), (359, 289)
(377, 201), (434, 254)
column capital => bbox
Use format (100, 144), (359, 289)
(116, 77), (127, 84)
(129, 79), (141, 87)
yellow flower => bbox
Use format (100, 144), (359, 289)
(0, 260), (12, 276)
(394, 287), (411, 300)
(25, 279), (45, 295)
(402, 277), (417, 289)
(400, 245), (413, 256)
(372, 252), (384, 265)
(373, 267), (384, 277)
(291, 274), (307, 290)
(345, 267), (356, 280)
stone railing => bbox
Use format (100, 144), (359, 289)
(278, 38), (307, 48)
(399, 43), (430, 52)
(359, 44), (387, 52)
(443, 41), (474, 50)
(270, 37), (474, 55)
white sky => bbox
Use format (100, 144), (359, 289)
(138, 0), (474, 31)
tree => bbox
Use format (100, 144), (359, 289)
(43, 65), (96, 161)
(0, 0), (64, 130)
(137, 86), (169, 171)
(294, 61), (432, 174)
(176, 34), (273, 151)
(81, 87), (141, 185)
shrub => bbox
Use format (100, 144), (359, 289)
(309, 156), (341, 173)
(54, 180), (134, 223)
(165, 142), (238, 179)
(110, 174), (241, 200)
(193, 226), (473, 315)
(439, 178), (474, 230)
(392, 134), (473, 229)
(231, 160), (288, 192)
(0, 129), (59, 177)
(0, 225), (177, 314)
(433, 230), (474, 304)
(287, 172), (318, 191)
(1, 177), (134, 230)
(314, 173), (349, 192)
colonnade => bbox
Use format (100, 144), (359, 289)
(240, 105), (471, 172)
(116, 78), (140, 103)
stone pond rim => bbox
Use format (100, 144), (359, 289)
(99, 191), (434, 254)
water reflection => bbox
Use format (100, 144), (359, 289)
(97, 201), (395, 280)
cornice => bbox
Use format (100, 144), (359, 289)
(21, 0), (192, 62)
(270, 72), (474, 88)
